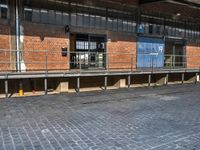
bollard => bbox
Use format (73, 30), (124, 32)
(19, 79), (24, 96)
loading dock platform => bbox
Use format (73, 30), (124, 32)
(0, 68), (199, 98)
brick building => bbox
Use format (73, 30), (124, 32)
(0, 0), (200, 96)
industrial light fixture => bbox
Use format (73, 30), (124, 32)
(173, 13), (181, 19)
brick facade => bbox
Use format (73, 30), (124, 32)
(3, 20), (200, 72)
(23, 22), (69, 71)
(186, 42), (200, 68)
(107, 32), (136, 70)
(0, 22), (11, 71)
(0, 0), (200, 72)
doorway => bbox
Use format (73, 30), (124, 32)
(164, 39), (186, 68)
(70, 33), (106, 70)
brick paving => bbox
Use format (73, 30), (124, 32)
(0, 84), (200, 150)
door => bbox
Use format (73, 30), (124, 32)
(164, 39), (185, 68)
(70, 34), (106, 70)
(89, 36), (106, 69)
(137, 37), (165, 68)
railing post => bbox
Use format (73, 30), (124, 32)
(166, 74), (169, 85)
(5, 79), (8, 98)
(181, 73), (185, 84)
(151, 55), (154, 73)
(128, 75), (131, 88)
(131, 51), (133, 72)
(45, 50), (48, 73)
(170, 55), (172, 72)
(44, 78), (48, 95)
(44, 50), (48, 95)
(104, 76), (108, 91)
(195, 73), (198, 84)
(106, 51), (109, 72)
(77, 77), (80, 92)
(79, 53), (82, 73)
(148, 74), (151, 87)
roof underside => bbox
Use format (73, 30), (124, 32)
(25, 0), (200, 22)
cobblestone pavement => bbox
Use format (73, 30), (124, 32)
(0, 84), (200, 150)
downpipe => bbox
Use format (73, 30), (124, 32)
(16, 0), (24, 96)
(15, 0), (21, 72)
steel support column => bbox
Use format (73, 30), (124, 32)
(128, 75), (131, 88)
(195, 73), (198, 84)
(182, 73), (185, 84)
(104, 76), (107, 91)
(44, 78), (48, 95)
(148, 74), (152, 87)
(77, 77), (80, 92)
(5, 80), (8, 98)
(166, 74), (169, 85)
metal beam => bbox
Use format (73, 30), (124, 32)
(139, 0), (166, 5)
(171, 0), (200, 8)
(140, 0), (200, 8)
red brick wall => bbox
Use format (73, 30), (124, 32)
(107, 32), (136, 71)
(0, 22), (11, 71)
(23, 22), (69, 71)
(186, 43), (200, 68)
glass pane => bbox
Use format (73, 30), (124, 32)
(63, 12), (69, 25)
(55, 11), (62, 25)
(71, 13), (76, 26)
(90, 15), (95, 28)
(113, 19), (118, 31)
(96, 16), (101, 28)
(77, 13), (83, 27)
(41, 9), (48, 24)
(24, 8), (32, 21)
(83, 14), (90, 27)
(118, 19), (123, 31)
(32, 9), (40, 23)
(48, 10), (55, 24)
(0, 4), (7, 19)
(108, 18), (113, 30)
(101, 17), (106, 29)
(123, 20), (128, 32)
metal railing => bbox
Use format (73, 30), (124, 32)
(0, 49), (200, 73)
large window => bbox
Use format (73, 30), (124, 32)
(23, 0), (200, 40)
(24, 8), (69, 25)
(24, 1), (137, 33)
(139, 13), (200, 41)
(0, 0), (8, 19)
(24, 0), (69, 25)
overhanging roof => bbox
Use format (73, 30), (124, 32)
(139, 0), (200, 8)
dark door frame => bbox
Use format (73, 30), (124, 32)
(69, 33), (107, 70)
(164, 37), (187, 68)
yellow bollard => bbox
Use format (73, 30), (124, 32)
(19, 80), (24, 96)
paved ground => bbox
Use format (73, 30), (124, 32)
(0, 84), (200, 150)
